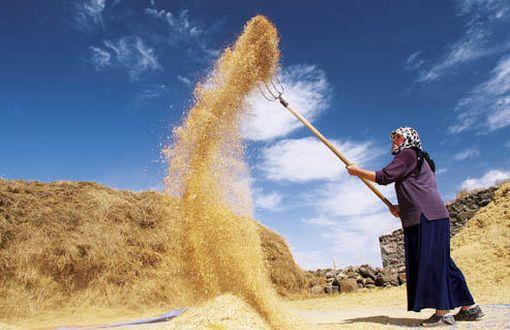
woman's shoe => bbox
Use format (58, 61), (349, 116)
(454, 305), (485, 321)
(420, 313), (455, 327)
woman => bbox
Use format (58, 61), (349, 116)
(346, 127), (484, 327)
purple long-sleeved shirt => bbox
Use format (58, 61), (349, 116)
(375, 148), (449, 228)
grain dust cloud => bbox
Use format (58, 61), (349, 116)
(164, 15), (289, 327)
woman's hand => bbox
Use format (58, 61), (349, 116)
(389, 205), (400, 218)
(346, 164), (377, 183)
(346, 164), (361, 176)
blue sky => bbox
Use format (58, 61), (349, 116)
(1, 0), (509, 269)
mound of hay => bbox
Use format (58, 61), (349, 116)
(258, 223), (317, 297)
(452, 182), (510, 297)
(0, 179), (311, 321)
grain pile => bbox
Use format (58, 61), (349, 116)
(451, 182), (510, 298)
(163, 15), (290, 327)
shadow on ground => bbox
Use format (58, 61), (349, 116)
(336, 315), (421, 327)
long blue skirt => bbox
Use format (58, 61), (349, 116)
(403, 213), (475, 312)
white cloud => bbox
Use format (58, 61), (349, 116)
(259, 137), (377, 183)
(292, 250), (330, 270)
(177, 75), (192, 86)
(145, 8), (202, 38)
(302, 216), (337, 227)
(322, 211), (400, 268)
(450, 54), (510, 133)
(315, 177), (395, 217)
(91, 36), (161, 80)
(453, 147), (480, 161)
(412, 0), (510, 83)
(404, 51), (424, 71)
(253, 191), (283, 211)
(242, 64), (331, 141)
(436, 168), (449, 175)
(460, 169), (510, 190)
(410, 0), (510, 83)
(90, 46), (111, 69)
(73, 0), (107, 31)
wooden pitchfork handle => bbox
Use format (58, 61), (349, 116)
(277, 96), (394, 209)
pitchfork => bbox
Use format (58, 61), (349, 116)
(258, 76), (394, 209)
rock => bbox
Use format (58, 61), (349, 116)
(375, 269), (398, 286)
(365, 284), (375, 289)
(364, 277), (375, 286)
(458, 210), (476, 221)
(398, 273), (406, 285)
(331, 285), (339, 293)
(358, 265), (376, 280)
(339, 278), (358, 293)
(324, 286), (333, 294)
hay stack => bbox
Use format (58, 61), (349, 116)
(0, 179), (311, 322)
(451, 182), (510, 297)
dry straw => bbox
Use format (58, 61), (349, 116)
(451, 182), (510, 298)
(164, 15), (291, 327)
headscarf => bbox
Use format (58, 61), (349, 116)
(390, 127), (422, 155)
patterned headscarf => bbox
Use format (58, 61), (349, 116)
(390, 127), (422, 155)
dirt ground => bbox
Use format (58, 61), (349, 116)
(286, 286), (510, 329)
(4, 285), (508, 329)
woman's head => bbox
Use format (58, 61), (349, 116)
(390, 127), (422, 155)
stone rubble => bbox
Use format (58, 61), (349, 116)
(307, 264), (403, 294)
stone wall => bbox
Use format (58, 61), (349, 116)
(378, 186), (497, 269)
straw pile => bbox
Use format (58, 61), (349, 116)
(0, 180), (191, 318)
(163, 15), (290, 327)
(0, 179), (310, 320)
(451, 182), (510, 297)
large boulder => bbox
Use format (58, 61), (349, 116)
(358, 264), (377, 281)
(338, 278), (358, 293)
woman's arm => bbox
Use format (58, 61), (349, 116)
(346, 165), (401, 218)
(346, 165), (376, 182)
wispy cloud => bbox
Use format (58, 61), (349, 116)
(73, 0), (107, 31)
(253, 189), (283, 211)
(242, 64), (331, 141)
(314, 177), (395, 217)
(412, 0), (510, 83)
(145, 8), (201, 38)
(450, 53), (510, 133)
(90, 36), (161, 80)
(453, 147), (480, 160)
(90, 46), (111, 69)
(322, 211), (400, 268)
(292, 249), (330, 270)
(404, 51), (424, 71)
(302, 216), (337, 227)
(460, 169), (510, 190)
(259, 137), (377, 183)
(177, 75), (192, 86)
(144, 6), (219, 59)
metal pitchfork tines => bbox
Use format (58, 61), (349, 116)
(258, 75), (395, 209)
